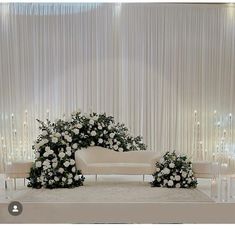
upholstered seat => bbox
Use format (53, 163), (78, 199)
(4, 161), (33, 189)
(75, 146), (161, 176)
(192, 161), (219, 178)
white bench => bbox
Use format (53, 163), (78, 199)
(5, 161), (33, 189)
(192, 161), (222, 178)
(4, 159), (221, 189)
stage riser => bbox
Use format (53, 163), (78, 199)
(0, 202), (235, 223)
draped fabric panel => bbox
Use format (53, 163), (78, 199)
(0, 3), (235, 172)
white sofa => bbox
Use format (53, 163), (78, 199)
(75, 146), (161, 178)
(75, 147), (219, 180)
(5, 161), (33, 189)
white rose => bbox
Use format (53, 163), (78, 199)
(118, 147), (123, 152)
(157, 178), (161, 182)
(54, 177), (59, 182)
(73, 129), (80, 135)
(98, 138), (103, 144)
(108, 125), (112, 130)
(91, 131), (96, 136)
(74, 175), (79, 180)
(163, 179), (168, 185)
(72, 166), (76, 172)
(89, 119), (95, 125)
(34, 144), (40, 150)
(156, 167), (160, 172)
(113, 145), (118, 150)
(42, 130), (48, 136)
(109, 133), (115, 138)
(169, 163), (175, 168)
(98, 125), (102, 130)
(160, 158), (165, 164)
(35, 161), (42, 168)
(66, 146), (72, 152)
(68, 173), (73, 178)
(182, 171), (187, 178)
(72, 143), (78, 149)
(55, 132), (61, 138)
(103, 130), (107, 134)
(168, 180), (174, 187)
(66, 151), (72, 156)
(43, 152), (49, 157)
(187, 178), (192, 183)
(64, 161), (70, 167)
(62, 177), (66, 182)
(58, 168), (64, 173)
(90, 141), (95, 146)
(58, 152), (66, 158)
(70, 159), (75, 165)
(175, 175), (181, 181)
(175, 183), (181, 188)
(52, 162), (58, 168)
(35, 152), (40, 159)
(162, 168), (170, 175)
(52, 137), (58, 143)
(43, 166), (47, 171)
(93, 115), (99, 121)
(45, 146), (50, 152)
(47, 149), (53, 155)
(76, 123), (82, 129)
(68, 179), (73, 184)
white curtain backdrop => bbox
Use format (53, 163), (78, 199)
(0, 3), (235, 172)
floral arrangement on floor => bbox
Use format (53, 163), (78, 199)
(28, 111), (147, 189)
(151, 151), (197, 188)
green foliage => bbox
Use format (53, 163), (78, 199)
(28, 111), (147, 189)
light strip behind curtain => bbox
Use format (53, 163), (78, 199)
(0, 3), (235, 172)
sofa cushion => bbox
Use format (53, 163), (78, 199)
(81, 163), (153, 174)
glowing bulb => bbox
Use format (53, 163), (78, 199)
(229, 113), (232, 117)
(197, 121), (200, 126)
(214, 110), (217, 114)
(194, 110), (197, 114)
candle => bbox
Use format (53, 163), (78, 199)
(205, 149), (208, 160)
(221, 163), (228, 175)
(213, 153), (216, 162)
(211, 177), (218, 199)
(46, 109), (50, 119)
(199, 141), (203, 160)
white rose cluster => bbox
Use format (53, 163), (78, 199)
(28, 111), (146, 189)
(151, 151), (197, 189)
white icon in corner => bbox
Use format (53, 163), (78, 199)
(12, 205), (19, 213)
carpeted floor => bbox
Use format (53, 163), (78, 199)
(0, 177), (213, 203)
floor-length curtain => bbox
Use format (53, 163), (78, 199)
(0, 3), (235, 172)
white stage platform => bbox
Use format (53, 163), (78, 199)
(0, 175), (235, 223)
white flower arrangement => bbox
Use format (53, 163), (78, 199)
(28, 111), (147, 189)
(151, 151), (197, 188)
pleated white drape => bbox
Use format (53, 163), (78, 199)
(1, 3), (235, 172)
